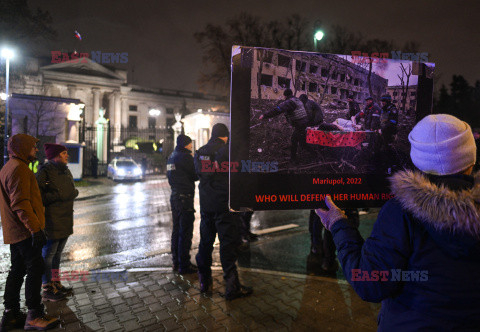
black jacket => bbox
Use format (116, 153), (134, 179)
(36, 162), (78, 240)
(355, 103), (382, 131)
(264, 97), (308, 127)
(167, 146), (197, 195)
(347, 101), (360, 119)
(195, 138), (229, 212)
(381, 103), (399, 131)
(331, 170), (480, 330)
(304, 100), (324, 126)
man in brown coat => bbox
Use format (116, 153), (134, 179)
(0, 134), (59, 331)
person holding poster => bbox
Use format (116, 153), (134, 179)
(259, 88), (312, 162)
(194, 123), (253, 300)
(315, 114), (480, 330)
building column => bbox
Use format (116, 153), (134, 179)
(121, 98), (128, 128)
(114, 92), (122, 143)
(92, 88), (100, 125)
(108, 92), (115, 124)
(67, 85), (77, 99)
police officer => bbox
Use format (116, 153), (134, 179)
(194, 123), (253, 300)
(167, 134), (198, 274)
(299, 94), (324, 126)
(259, 89), (311, 162)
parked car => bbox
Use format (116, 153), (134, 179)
(107, 157), (143, 181)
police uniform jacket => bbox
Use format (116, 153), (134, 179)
(195, 138), (229, 212)
(167, 146), (197, 196)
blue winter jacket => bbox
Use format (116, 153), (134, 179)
(331, 170), (480, 331)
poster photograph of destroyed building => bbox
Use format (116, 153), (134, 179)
(247, 47), (434, 174)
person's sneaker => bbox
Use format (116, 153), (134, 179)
(52, 281), (73, 295)
(0, 309), (27, 332)
(225, 285), (253, 301)
(42, 283), (67, 302)
(179, 264), (198, 275)
(24, 309), (59, 331)
(198, 273), (212, 293)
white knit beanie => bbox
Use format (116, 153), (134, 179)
(409, 114), (477, 175)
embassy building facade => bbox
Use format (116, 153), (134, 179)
(0, 56), (228, 175)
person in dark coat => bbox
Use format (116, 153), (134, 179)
(0, 134), (59, 331)
(167, 134), (198, 274)
(36, 143), (79, 301)
(346, 95), (360, 119)
(195, 123), (253, 300)
(299, 94), (324, 126)
(353, 96), (382, 131)
(315, 114), (480, 330)
(259, 89), (312, 162)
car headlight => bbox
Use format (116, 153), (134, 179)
(134, 167), (142, 175)
(117, 168), (126, 176)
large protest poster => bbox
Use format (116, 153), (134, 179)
(229, 46), (434, 211)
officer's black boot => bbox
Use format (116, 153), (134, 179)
(224, 271), (253, 301)
(198, 272), (212, 293)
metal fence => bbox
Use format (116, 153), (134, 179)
(80, 125), (174, 177)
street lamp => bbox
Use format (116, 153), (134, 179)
(314, 30), (324, 52)
(1, 47), (14, 165)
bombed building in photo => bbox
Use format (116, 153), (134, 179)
(386, 85), (418, 115)
(250, 49), (388, 107)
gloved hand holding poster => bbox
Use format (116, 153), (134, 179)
(229, 46), (434, 210)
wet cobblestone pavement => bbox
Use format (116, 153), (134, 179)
(0, 269), (379, 331)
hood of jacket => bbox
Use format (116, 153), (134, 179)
(390, 169), (480, 258)
(7, 134), (39, 163)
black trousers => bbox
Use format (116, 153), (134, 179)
(196, 211), (241, 294)
(309, 210), (336, 261)
(291, 125), (312, 159)
(239, 211), (253, 238)
(309, 209), (359, 262)
(4, 237), (45, 311)
(170, 194), (195, 270)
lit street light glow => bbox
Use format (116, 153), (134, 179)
(1, 47), (14, 165)
(314, 31), (324, 41)
(0, 92), (6, 101)
(1, 48), (14, 60)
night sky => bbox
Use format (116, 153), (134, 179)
(29, 0), (480, 93)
